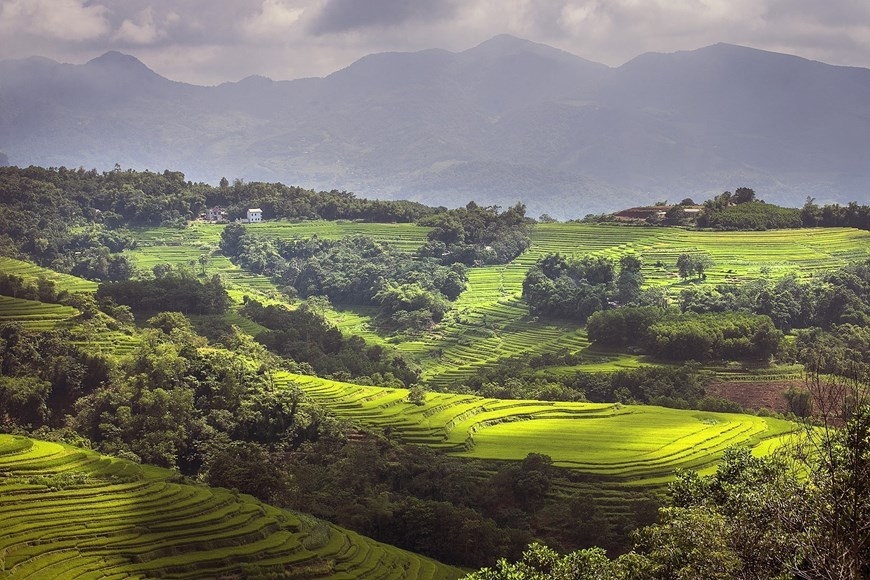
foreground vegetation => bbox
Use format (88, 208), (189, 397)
(467, 371), (870, 579)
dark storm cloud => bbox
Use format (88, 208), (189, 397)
(310, 0), (458, 34)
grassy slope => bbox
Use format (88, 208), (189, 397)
(0, 434), (462, 580)
(358, 224), (869, 386)
(8, 222), (864, 381)
(0, 223), (833, 569)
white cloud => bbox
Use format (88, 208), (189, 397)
(243, 0), (306, 41)
(114, 7), (164, 45)
(0, 0), (109, 41)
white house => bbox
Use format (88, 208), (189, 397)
(247, 208), (263, 223)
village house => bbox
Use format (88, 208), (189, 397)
(204, 206), (227, 222)
(247, 208), (263, 223)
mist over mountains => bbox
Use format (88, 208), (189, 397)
(2, 35), (869, 219)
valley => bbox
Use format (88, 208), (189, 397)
(1, 166), (868, 576)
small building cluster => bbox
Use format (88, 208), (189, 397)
(199, 207), (265, 223)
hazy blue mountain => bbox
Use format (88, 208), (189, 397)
(2, 35), (869, 218)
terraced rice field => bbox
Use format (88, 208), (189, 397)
(0, 295), (80, 330)
(0, 434), (461, 579)
(131, 221), (431, 253)
(0, 257), (98, 294)
(126, 223), (870, 387)
(412, 227), (860, 385)
(126, 248), (283, 300)
(276, 372), (796, 484)
(0, 260), (139, 355)
(518, 224), (870, 295)
(73, 328), (141, 358)
(333, 225), (870, 386)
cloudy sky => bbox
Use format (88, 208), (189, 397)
(2, 0), (869, 85)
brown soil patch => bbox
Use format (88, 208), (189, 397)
(707, 380), (804, 414)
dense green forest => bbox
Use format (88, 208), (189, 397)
(240, 299), (419, 386)
(416, 202), (532, 266)
(522, 254), (642, 321)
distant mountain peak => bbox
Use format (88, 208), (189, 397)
(468, 34), (556, 54)
(465, 34), (607, 68)
(86, 51), (155, 75)
(474, 33), (530, 47)
(239, 74), (274, 84)
(628, 42), (827, 67)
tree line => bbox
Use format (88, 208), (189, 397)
(460, 357), (721, 411)
(692, 188), (870, 231)
(96, 270), (230, 316)
(587, 309), (782, 362)
(675, 259), (870, 332)
(240, 298), (418, 386)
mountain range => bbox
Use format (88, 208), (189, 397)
(2, 35), (870, 219)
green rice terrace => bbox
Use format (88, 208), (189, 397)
(275, 372), (797, 485)
(0, 257), (98, 294)
(0, 260), (139, 356)
(0, 295), (80, 331)
(126, 222), (870, 388)
(0, 434), (461, 579)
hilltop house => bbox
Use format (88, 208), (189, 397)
(247, 208), (263, 223)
